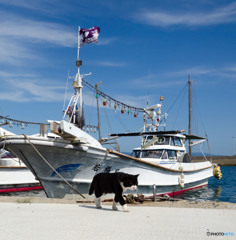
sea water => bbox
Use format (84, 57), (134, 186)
(1, 166), (236, 203)
(177, 166), (236, 203)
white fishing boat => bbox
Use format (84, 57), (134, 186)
(0, 128), (42, 193)
(0, 27), (213, 199)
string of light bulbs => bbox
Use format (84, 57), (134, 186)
(0, 115), (48, 129)
(82, 79), (144, 117)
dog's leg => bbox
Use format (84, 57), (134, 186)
(94, 197), (102, 209)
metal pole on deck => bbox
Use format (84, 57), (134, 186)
(153, 184), (156, 202)
(188, 74), (192, 158)
(95, 82), (103, 142)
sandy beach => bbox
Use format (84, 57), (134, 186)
(0, 196), (235, 240)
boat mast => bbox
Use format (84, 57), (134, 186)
(67, 26), (83, 127)
(188, 74), (192, 157)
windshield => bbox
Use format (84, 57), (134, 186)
(167, 150), (177, 160)
(142, 150), (163, 158)
(170, 137), (183, 146)
(154, 136), (170, 145)
(131, 149), (179, 160)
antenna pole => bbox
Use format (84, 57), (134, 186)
(188, 74), (192, 158)
(77, 27), (83, 122)
(95, 82), (103, 142)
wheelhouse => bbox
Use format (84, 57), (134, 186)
(131, 134), (186, 161)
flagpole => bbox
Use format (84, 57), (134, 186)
(75, 26), (83, 126)
(71, 26), (99, 128)
(77, 26), (80, 64)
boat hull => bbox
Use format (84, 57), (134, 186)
(1, 137), (213, 199)
(0, 165), (42, 193)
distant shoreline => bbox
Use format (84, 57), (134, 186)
(192, 156), (236, 166)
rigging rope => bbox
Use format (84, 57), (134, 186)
(102, 103), (113, 134)
(0, 115), (48, 126)
(171, 88), (187, 130)
(82, 79), (144, 113)
(166, 83), (188, 114)
(23, 134), (86, 199)
(63, 70), (70, 113)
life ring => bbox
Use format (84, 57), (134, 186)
(157, 136), (165, 144)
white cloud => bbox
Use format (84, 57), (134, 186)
(161, 67), (216, 78)
(225, 65), (236, 72)
(129, 66), (218, 89)
(12, 80), (65, 101)
(0, 91), (29, 102)
(0, 11), (77, 66)
(0, 38), (38, 65)
(133, 2), (236, 27)
(97, 37), (118, 45)
(0, 75), (100, 104)
(0, 0), (73, 18)
(0, 77), (67, 102)
(95, 61), (126, 67)
(0, 71), (36, 78)
(0, 17), (76, 47)
(112, 94), (148, 108)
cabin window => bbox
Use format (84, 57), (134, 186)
(154, 136), (170, 145)
(161, 150), (168, 159)
(170, 137), (182, 147)
(141, 150), (163, 158)
(131, 150), (141, 158)
(132, 149), (179, 160)
(167, 150), (177, 160)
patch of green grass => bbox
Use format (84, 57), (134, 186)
(16, 198), (32, 204)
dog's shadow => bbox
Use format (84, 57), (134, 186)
(79, 204), (121, 212)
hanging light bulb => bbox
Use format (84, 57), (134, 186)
(66, 106), (71, 115)
(96, 94), (99, 98)
(134, 111), (137, 118)
(9, 121), (12, 127)
(94, 127), (97, 133)
(127, 109), (130, 115)
(21, 123), (25, 129)
(121, 107), (125, 114)
(103, 98), (107, 106)
(160, 96), (163, 101)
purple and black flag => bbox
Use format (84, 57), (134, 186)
(79, 27), (100, 47)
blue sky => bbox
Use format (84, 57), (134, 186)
(0, 0), (236, 155)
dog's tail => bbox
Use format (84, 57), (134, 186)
(89, 180), (94, 195)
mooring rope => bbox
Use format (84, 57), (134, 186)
(23, 134), (86, 199)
